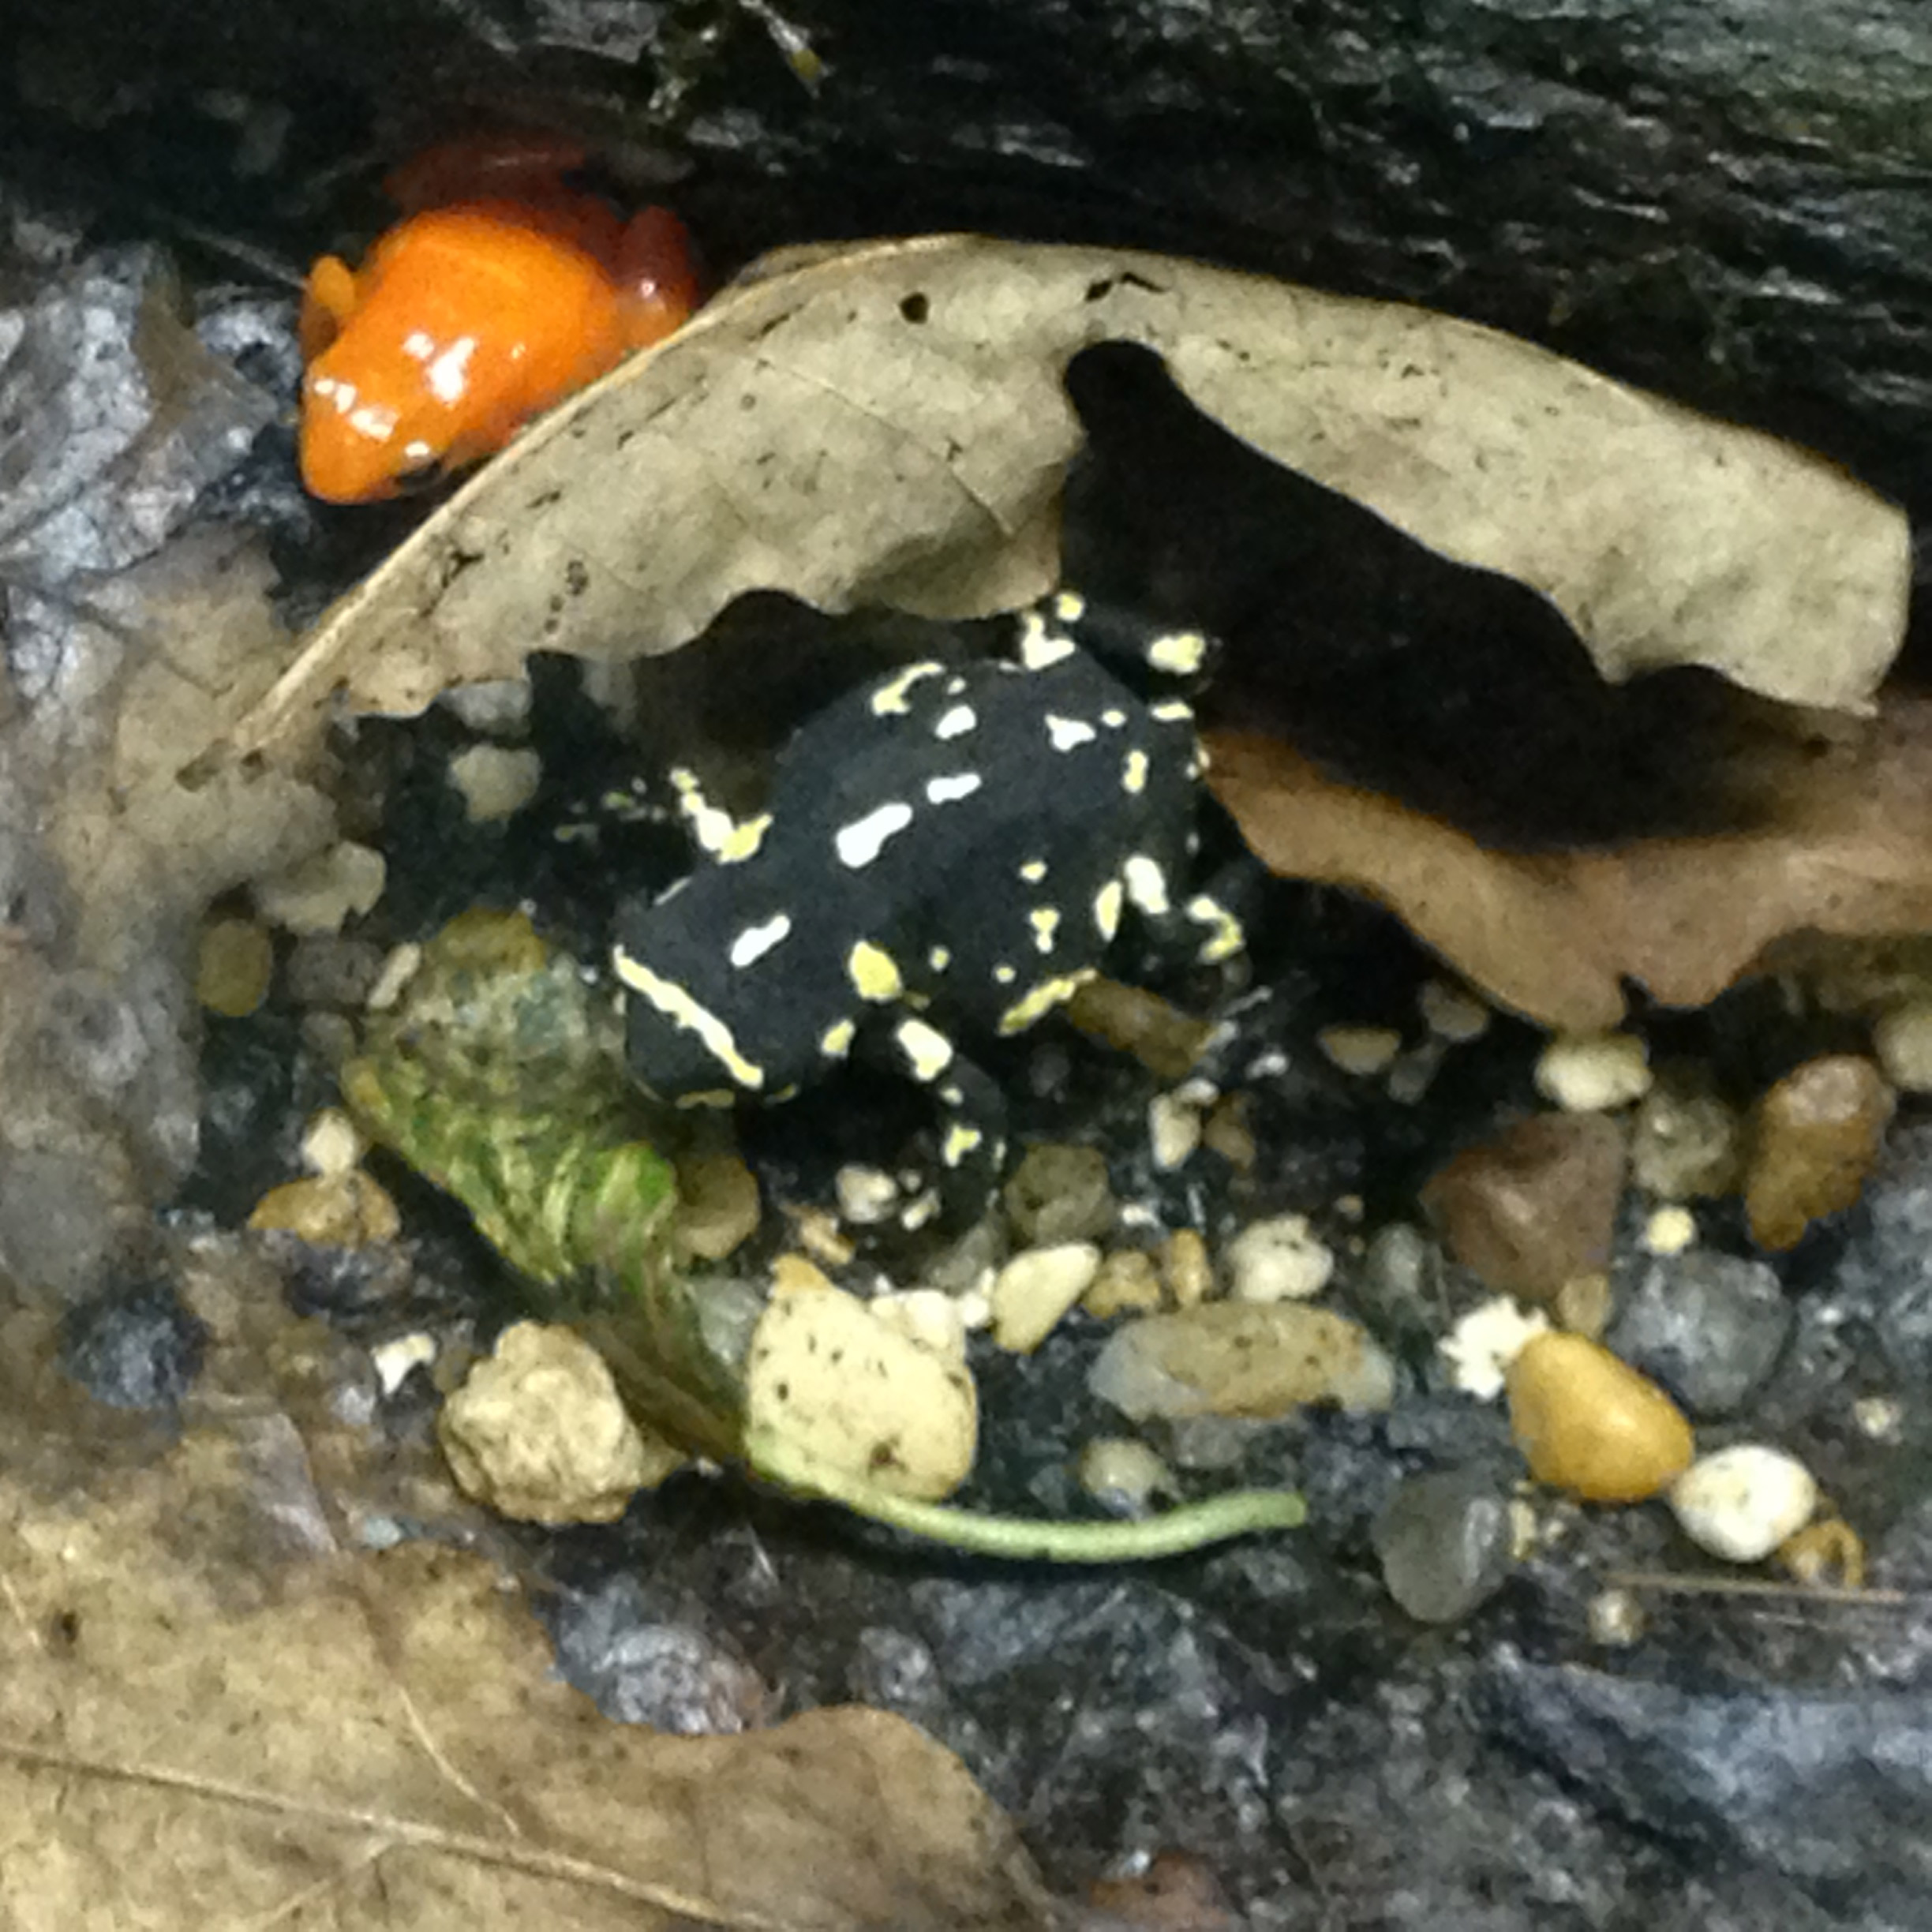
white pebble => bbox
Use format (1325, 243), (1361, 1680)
(990, 1241), (1102, 1352)
(1642, 1205), (1697, 1256)
(1148, 1090), (1204, 1170)
(1318, 1025), (1402, 1076)
(1669, 1444), (1818, 1563)
(370, 1330), (436, 1395)
(1224, 1215), (1335, 1302)
(835, 1164), (901, 1226)
(1439, 1296), (1552, 1400)
(301, 1106), (366, 1178)
(255, 841), (387, 936)
(440, 676), (534, 736)
(871, 1288), (969, 1363)
(1535, 1031), (1653, 1111)
(1874, 1001), (1932, 1093)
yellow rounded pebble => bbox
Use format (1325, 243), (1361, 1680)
(1506, 1331), (1694, 1503)
(247, 1170), (402, 1248)
(196, 916), (275, 1018)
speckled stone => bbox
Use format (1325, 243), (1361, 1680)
(1372, 1466), (1516, 1623)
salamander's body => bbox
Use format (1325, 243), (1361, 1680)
(613, 594), (1244, 1209)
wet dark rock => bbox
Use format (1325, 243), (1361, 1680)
(58, 1274), (207, 1410)
(1608, 1252), (1792, 1419)
(545, 1574), (771, 1736)
(1826, 1118), (1932, 1385)
(1372, 1466), (1515, 1625)
(1483, 1648), (1932, 1921)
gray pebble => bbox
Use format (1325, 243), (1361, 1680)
(1372, 1467), (1516, 1624)
(1608, 1252), (1791, 1418)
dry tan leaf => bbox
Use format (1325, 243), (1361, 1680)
(1205, 696), (1932, 1029)
(231, 235), (1908, 758)
(0, 1421), (1051, 1930)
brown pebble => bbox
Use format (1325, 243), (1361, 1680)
(1421, 1113), (1626, 1301)
(1083, 1247), (1166, 1318)
(1002, 1142), (1117, 1245)
(1160, 1227), (1214, 1308)
(1200, 1093), (1257, 1172)
(1065, 978), (1218, 1082)
(1088, 1848), (1240, 1930)
(1777, 1515), (1867, 1590)
(1506, 1331), (1694, 1503)
(1745, 1054), (1894, 1250)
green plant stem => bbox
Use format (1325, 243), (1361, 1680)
(747, 1426), (1305, 1563)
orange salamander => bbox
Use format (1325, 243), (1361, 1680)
(298, 136), (698, 502)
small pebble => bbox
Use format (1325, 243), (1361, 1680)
(1630, 1066), (1743, 1199)
(1002, 1143), (1117, 1245)
(769, 1252), (837, 1297)
(370, 1330), (437, 1396)
(1148, 1090), (1204, 1171)
(1421, 1112), (1625, 1301)
(1082, 1248), (1166, 1319)
(1586, 1586), (1647, 1648)
(674, 1151), (762, 1260)
(1874, 1001), (1932, 1093)
(1200, 1093), (1257, 1171)
(1440, 1297), (1552, 1400)
(1777, 1516), (1866, 1589)
(440, 1321), (680, 1523)
(990, 1241), (1101, 1351)
(1076, 1436), (1178, 1514)
(1535, 1031), (1653, 1111)
(195, 915), (274, 1017)
(1159, 1227), (1215, 1308)
(254, 841), (386, 935)
(58, 1279), (207, 1410)
(1745, 1053), (1895, 1249)
(1669, 1443), (1818, 1562)
(835, 1164), (900, 1226)
(1642, 1205), (1697, 1255)
(1418, 979), (1491, 1044)
(440, 676), (533, 736)
(1090, 1301), (1395, 1421)
(447, 743), (543, 822)
(1553, 1271), (1610, 1341)
(1318, 1024), (1402, 1076)
(1064, 978), (1218, 1080)
(1506, 1331), (1694, 1503)
(365, 942), (425, 1013)
(1372, 1467), (1515, 1623)
(1854, 1394), (1904, 1443)
(789, 1207), (856, 1268)
(301, 1107), (366, 1179)
(1223, 1215), (1335, 1303)
(248, 1170), (401, 1247)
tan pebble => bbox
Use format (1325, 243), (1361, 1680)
(1064, 978), (1217, 1080)
(835, 1163), (900, 1226)
(1418, 979), (1491, 1044)
(1224, 1215), (1334, 1303)
(1642, 1205), (1697, 1256)
(1421, 1113), (1625, 1301)
(789, 1205), (856, 1267)
(439, 1321), (680, 1523)
(769, 1252), (837, 1298)
(248, 1170), (400, 1247)
(1089, 1301), (1395, 1421)
(1148, 1090), (1204, 1171)
(1630, 1069), (1742, 1200)
(1076, 1436), (1176, 1509)
(253, 841), (387, 936)
(1318, 1024), (1402, 1076)
(991, 1241), (1102, 1351)
(1160, 1227), (1215, 1308)
(1082, 1248), (1166, 1319)
(1506, 1331), (1694, 1503)
(1745, 1054), (1894, 1250)
(1201, 1092), (1257, 1171)
(871, 1289), (969, 1362)
(196, 916), (275, 1017)
(673, 1151), (762, 1260)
